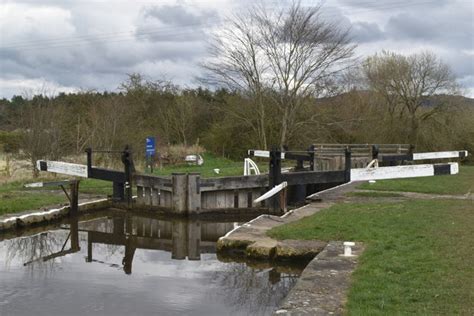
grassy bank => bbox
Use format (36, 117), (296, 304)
(0, 178), (112, 216)
(269, 176), (474, 314)
(0, 153), (254, 216)
(358, 165), (474, 195)
(150, 153), (267, 178)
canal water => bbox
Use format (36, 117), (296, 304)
(0, 210), (304, 316)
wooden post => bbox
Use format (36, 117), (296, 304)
(279, 186), (288, 214)
(187, 221), (201, 260)
(171, 221), (187, 260)
(344, 147), (352, 183)
(69, 180), (79, 216)
(136, 186), (144, 205)
(151, 188), (159, 206)
(144, 187), (152, 205)
(187, 173), (201, 214)
(70, 217), (80, 251)
(269, 147), (282, 212)
(308, 145), (315, 171)
(371, 144), (379, 160)
(172, 173), (187, 215)
(86, 231), (92, 262)
(85, 148), (92, 176)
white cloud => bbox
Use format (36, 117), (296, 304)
(0, 77), (78, 98)
(0, 3), (75, 45)
(0, 0), (472, 99)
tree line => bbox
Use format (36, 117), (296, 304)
(0, 2), (473, 176)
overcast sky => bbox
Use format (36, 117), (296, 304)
(0, 0), (473, 99)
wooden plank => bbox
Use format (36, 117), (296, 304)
(187, 173), (201, 213)
(151, 188), (159, 206)
(254, 182), (287, 203)
(215, 192), (227, 209)
(202, 191), (217, 209)
(36, 160), (88, 177)
(161, 191), (172, 207)
(248, 150), (287, 159)
(134, 174), (172, 191)
(225, 191), (235, 208)
(281, 170), (346, 185)
(200, 174), (268, 191)
(24, 180), (72, 188)
(136, 186), (144, 205)
(172, 173), (187, 214)
(238, 191), (248, 208)
(350, 163), (458, 181)
(144, 187), (152, 205)
(412, 151), (468, 160)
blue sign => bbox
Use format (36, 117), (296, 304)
(145, 136), (156, 156)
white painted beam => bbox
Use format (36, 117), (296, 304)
(254, 181), (288, 203)
(351, 163), (458, 181)
(36, 160), (89, 178)
(248, 150), (286, 159)
(412, 151), (468, 160)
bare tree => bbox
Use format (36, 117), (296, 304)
(203, 1), (356, 148)
(203, 10), (269, 149)
(363, 50), (460, 144)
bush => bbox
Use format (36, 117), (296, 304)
(160, 144), (205, 165)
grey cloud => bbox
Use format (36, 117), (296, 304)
(385, 13), (439, 40)
(143, 5), (218, 26)
(350, 21), (385, 43)
(384, 5), (473, 50)
(135, 5), (218, 43)
(1, 0), (473, 98)
(335, 0), (446, 11)
(144, 4), (217, 27)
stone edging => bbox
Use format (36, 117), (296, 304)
(216, 187), (365, 315)
(274, 241), (364, 315)
(0, 199), (112, 232)
(217, 202), (334, 260)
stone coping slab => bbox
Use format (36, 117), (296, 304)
(0, 199), (111, 232)
(216, 182), (365, 314)
(274, 241), (364, 315)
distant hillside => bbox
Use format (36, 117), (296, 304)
(421, 95), (474, 107)
(317, 91), (474, 107)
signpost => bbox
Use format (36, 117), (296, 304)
(145, 136), (156, 173)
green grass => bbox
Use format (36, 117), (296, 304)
(0, 192), (67, 216)
(346, 191), (404, 198)
(0, 178), (113, 216)
(78, 178), (113, 195)
(268, 199), (474, 315)
(0, 153), (253, 215)
(358, 165), (474, 195)
(150, 153), (268, 178)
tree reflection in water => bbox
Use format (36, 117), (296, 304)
(4, 230), (66, 275)
(1, 212), (302, 315)
(211, 262), (301, 315)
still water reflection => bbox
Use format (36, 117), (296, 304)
(0, 211), (304, 316)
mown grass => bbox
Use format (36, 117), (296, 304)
(150, 152), (268, 178)
(346, 191), (404, 198)
(0, 178), (113, 216)
(268, 199), (474, 315)
(0, 192), (67, 216)
(358, 165), (474, 195)
(0, 153), (255, 215)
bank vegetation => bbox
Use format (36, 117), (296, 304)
(0, 2), (473, 178)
